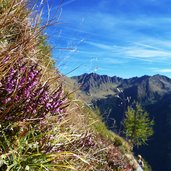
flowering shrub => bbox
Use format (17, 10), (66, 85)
(0, 58), (68, 122)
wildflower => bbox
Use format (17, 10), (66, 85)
(33, 142), (39, 149)
(25, 165), (30, 171)
(0, 59), (68, 122)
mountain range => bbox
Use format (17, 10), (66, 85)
(71, 73), (171, 171)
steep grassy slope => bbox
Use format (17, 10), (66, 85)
(0, 1), (140, 170)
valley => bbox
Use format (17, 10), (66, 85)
(72, 73), (171, 171)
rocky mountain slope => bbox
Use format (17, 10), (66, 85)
(72, 73), (171, 171)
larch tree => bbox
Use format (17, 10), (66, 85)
(123, 104), (154, 147)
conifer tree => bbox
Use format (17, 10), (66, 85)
(123, 104), (154, 147)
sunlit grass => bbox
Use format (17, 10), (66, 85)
(0, 0), (140, 170)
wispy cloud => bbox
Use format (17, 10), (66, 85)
(84, 41), (114, 50)
(49, 0), (171, 77)
(156, 69), (171, 73)
(62, 0), (77, 7)
(62, 8), (171, 37)
(74, 39), (171, 64)
(124, 47), (171, 60)
(108, 40), (171, 62)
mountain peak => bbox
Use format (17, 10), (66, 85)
(71, 73), (123, 97)
(151, 74), (170, 80)
(72, 73), (171, 101)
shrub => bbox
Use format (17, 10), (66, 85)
(0, 58), (68, 122)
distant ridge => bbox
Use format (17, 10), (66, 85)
(71, 73), (171, 171)
(72, 73), (171, 103)
(72, 73), (123, 95)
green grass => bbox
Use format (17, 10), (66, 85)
(0, 0), (144, 170)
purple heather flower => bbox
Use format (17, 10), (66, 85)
(0, 59), (68, 122)
(2, 56), (10, 64)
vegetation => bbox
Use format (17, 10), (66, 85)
(0, 0), (144, 170)
(123, 104), (154, 147)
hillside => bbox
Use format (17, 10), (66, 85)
(72, 73), (171, 171)
(0, 1), (142, 171)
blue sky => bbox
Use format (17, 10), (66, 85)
(43, 0), (171, 78)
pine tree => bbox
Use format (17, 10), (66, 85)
(123, 104), (154, 147)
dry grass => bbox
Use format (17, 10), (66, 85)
(0, 0), (139, 170)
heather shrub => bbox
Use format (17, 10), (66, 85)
(0, 0), (78, 170)
(0, 58), (68, 122)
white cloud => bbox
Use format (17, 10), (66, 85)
(125, 48), (171, 58)
(109, 41), (171, 62)
(59, 7), (171, 64)
(62, 0), (77, 7)
(84, 41), (114, 50)
(158, 69), (171, 73)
